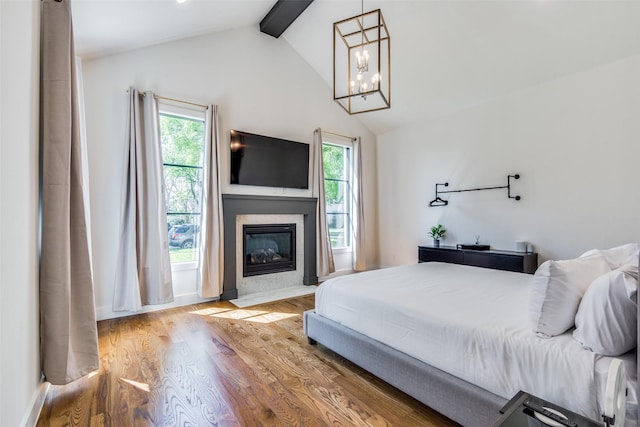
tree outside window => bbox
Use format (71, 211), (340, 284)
(160, 113), (205, 263)
(323, 142), (351, 249)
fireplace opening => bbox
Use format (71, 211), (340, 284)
(243, 224), (296, 277)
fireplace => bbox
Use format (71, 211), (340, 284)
(243, 224), (296, 277)
(221, 194), (317, 300)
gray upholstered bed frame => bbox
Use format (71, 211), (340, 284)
(303, 310), (505, 426)
(304, 256), (640, 426)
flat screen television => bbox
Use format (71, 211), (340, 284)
(230, 130), (310, 189)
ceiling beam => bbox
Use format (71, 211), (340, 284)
(260, 0), (314, 38)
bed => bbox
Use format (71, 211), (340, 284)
(304, 248), (639, 427)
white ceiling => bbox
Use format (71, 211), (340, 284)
(72, 0), (640, 135)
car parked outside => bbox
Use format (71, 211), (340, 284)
(168, 224), (200, 249)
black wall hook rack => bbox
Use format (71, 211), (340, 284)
(428, 174), (521, 207)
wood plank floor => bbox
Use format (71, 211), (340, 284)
(37, 294), (460, 427)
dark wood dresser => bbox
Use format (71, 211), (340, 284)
(418, 245), (538, 274)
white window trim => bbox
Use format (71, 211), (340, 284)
(322, 134), (353, 149)
(159, 100), (206, 121)
(332, 246), (352, 255)
(171, 260), (199, 271)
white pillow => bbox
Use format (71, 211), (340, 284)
(529, 255), (611, 338)
(580, 243), (639, 269)
(573, 266), (638, 356)
(623, 250), (640, 269)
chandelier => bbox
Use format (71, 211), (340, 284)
(333, 1), (390, 114)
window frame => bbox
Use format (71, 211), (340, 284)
(158, 103), (206, 267)
(322, 137), (353, 253)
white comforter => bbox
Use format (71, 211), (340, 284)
(315, 262), (634, 422)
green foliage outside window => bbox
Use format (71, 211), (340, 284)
(322, 143), (345, 206)
(160, 115), (203, 165)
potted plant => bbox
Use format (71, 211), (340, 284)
(428, 224), (446, 247)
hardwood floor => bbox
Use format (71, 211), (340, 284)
(37, 294), (460, 427)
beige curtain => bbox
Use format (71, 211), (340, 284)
(198, 105), (224, 298)
(40, 0), (99, 385)
(351, 137), (366, 271)
(313, 128), (335, 277)
(113, 88), (173, 311)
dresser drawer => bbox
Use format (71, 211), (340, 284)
(419, 247), (463, 264)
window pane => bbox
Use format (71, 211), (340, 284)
(164, 164), (203, 215)
(327, 213), (349, 248)
(168, 218), (201, 263)
(160, 115), (205, 167)
(322, 144), (346, 180)
(323, 142), (351, 249)
(160, 113), (205, 264)
(325, 179), (348, 214)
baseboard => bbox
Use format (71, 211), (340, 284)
(22, 380), (49, 427)
(96, 292), (218, 321)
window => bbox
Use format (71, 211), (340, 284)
(159, 113), (205, 263)
(323, 141), (351, 249)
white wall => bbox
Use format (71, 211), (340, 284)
(81, 26), (378, 319)
(377, 54), (640, 267)
(0, 1), (43, 426)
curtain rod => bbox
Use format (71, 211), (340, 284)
(321, 130), (356, 141)
(152, 94), (208, 109)
(128, 89), (208, 109)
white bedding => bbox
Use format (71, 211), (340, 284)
(315, 262), (637, 424)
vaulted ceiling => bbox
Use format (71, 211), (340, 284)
(72, 0), (640, 135)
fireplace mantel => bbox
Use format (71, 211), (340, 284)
(221, 194), (317, 299)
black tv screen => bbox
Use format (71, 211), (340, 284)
(230, 130), (310, 189)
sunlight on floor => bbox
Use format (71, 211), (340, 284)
(120, 378), (150, 392)
(189, 307), (234, 316)
(244, 312), (298, 323)
(189, 307), (299, 323)
(212, 309), (268, 320)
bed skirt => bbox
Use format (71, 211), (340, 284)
(303, 310), (507, 426)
